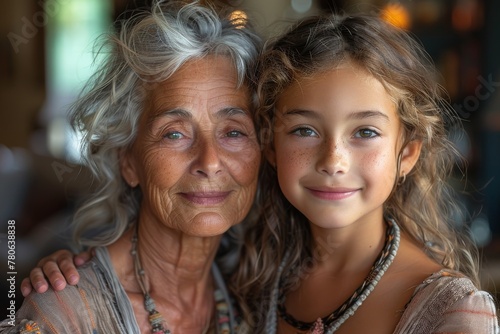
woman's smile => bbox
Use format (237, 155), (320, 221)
(179, 191), (232, 205)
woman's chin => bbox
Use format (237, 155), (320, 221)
(184, 212), (238, 237)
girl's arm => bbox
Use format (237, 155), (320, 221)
(20, 249), (91, 296)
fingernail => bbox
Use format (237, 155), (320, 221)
(34, 282), (44, 291)
(54, 279), (63, 289)
(69, 275), (78, 285)
(21, 287), (30, 296)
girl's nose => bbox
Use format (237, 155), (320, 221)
(315, 138), (349, 176)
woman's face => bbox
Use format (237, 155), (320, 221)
(122, 56), (260, 237)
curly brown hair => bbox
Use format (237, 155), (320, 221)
(232, 12), (479, 331)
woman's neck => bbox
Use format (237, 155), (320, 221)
(107, 220), (222, 331)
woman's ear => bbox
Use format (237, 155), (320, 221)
(399, 139), (422, 176)
(119, 148), (139, 188)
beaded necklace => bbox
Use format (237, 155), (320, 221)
(274, 219), (400, 334)
(131, 229), (237, 334)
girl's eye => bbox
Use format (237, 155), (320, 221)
(291, 127), (318, 137)
(355, 129), (379, 138)
(164, 131), (183, 140)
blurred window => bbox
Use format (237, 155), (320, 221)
(42, 0), (112, 161)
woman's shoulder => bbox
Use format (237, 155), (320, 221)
(0, 262), (102, 333)
(1, 247), (132, 334)
(395, 269), (499, 334)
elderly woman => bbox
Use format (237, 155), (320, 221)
(1, 1), (261, 333)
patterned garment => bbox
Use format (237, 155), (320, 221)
(0, 247), (240, 334)
(262, 268), (499, 334)
(393, 269), (499, 334)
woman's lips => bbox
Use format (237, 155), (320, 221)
(306, 187), (358, 200)
(180, 191), (231, 205)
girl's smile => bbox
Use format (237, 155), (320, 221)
(305, 187), (359, 201)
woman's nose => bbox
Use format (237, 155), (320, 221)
(190, 134), (223, 177)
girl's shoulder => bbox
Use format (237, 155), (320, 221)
(394, 269), (499, 334)
(413, 268), (472, 292)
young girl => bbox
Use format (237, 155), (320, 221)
(233, 12), (499, 334)
(20, 11), (499, 334)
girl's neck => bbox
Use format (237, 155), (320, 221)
(309, 215), (387, 273)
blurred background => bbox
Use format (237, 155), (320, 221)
(0, 0), (499, 311)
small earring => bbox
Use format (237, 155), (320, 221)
(398, 172), (406, 186)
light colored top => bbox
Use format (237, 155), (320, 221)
(0, 247), (239, 334)
(263, 269), (499, 333)
(393, 269), (499, 334)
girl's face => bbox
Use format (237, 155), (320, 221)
(269, 63), (420, 229)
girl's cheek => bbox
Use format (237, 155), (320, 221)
(360, 150), (397, 183)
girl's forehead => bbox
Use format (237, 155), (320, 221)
(283, 64), (383, 97)
(292, 62), (401, 105)
(275, 64), (401, 124)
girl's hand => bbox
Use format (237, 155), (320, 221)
(20, 249), (93, 296)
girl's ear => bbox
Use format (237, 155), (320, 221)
(265, 145), (277, 168)
(399, 139), (422, 175)
(119, 148), (139, 188)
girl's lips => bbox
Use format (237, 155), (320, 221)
(180, 191), (231, 205)
(306, 187), (358, 200)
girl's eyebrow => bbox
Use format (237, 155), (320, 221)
(283, 109), (320, 119)
(348, 110), (390, 123)
(283, 109), (390, 122)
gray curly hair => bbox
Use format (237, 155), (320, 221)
(69, 0), (261, 248)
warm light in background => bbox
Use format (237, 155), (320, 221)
(452, 0), (483, 31)
(380, 3), (411, 30)
(413, 0), (443, 26)
(230, 10), (247, 28)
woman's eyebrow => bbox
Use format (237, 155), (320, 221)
(215, 107), (248, 119)
(156, 108), (192, 119)
(148, 107), (249, 127)
(147, 108), (191, 128)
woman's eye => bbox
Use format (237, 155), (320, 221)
(355, 129), (379, 138)
(292, 127), (318, 137)
(164, 131), (183, 140)
(226, 130), (245, 138)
